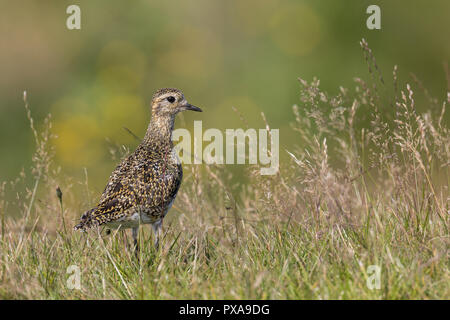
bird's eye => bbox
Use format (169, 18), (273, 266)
(167, 96), (176, 103)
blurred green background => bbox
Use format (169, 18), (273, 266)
(0, 0), (449, 192)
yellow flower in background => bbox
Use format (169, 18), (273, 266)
(97, 94), (147, 141)
(51, 92), (146, 168)
(269, 3), (323, 56)
(53, 115), (103, 167)
(51, 40), (149, 169)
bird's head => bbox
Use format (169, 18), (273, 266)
(151, 88), (202, 117)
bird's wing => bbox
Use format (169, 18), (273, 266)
(89, 152), (144, 226)
(79, 158), (182, 229)
(75, 153), (138, 230)
(130, 158), (183, 210)
(99, 152), (136, 203)
(75, 179), (135, 229)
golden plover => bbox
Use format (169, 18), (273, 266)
(74, 88), (202, 251)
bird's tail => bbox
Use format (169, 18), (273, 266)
(74, 207), (97, 231)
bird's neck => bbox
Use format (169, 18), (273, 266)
(143, 114), (175, 150)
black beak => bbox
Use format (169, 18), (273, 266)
(183, 103), (202, 112)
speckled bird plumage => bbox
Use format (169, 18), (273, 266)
(74, 88), (202, 248)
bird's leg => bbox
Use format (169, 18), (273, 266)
(132, 227), (139, 258)
(152, 220), (163, 250)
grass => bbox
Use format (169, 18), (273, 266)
(0, 41), (448, 299)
